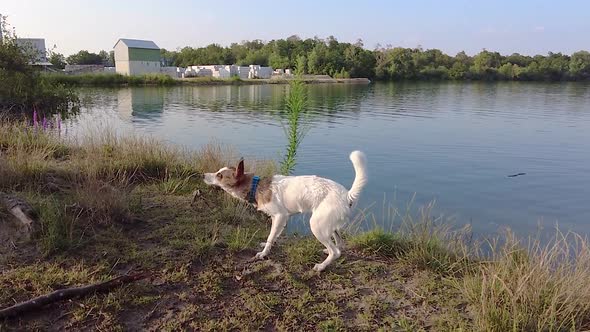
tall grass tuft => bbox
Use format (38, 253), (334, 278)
(227, 226), (260, 252)
(349, 201), (473, 276)
(0, 119), (69, 159)
(351, 199), (590, 330)
(36, 196), (75, 254)
(0, 119), (69, 188)
(280, 76), (308, 175)
(73, 127), (194, 182)
(462, 230), (590, 332)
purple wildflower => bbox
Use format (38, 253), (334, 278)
(33, 110), (38, 128)
(42, 115), (47, 130)
(57, 114), (62, 135)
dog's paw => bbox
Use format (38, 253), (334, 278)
(254, 251), (267, 260)
(322, 248), (329, 255)
(312, 263), (325, 272)
(259, 242), (267, 248)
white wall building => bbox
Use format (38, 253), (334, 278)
(182, 64), (274, 79)
(114, 39), (161, 76)
(248, 65), (273, 79)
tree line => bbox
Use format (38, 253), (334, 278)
(49, 35), (590, 81)
(49, 50), (114, 69)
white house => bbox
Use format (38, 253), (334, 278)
(114, 38), (160, 76)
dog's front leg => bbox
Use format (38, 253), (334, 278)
(255, 214), (287, 260)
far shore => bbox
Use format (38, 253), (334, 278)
(181, 76), (371, 86)
(41, 72), (371, 87)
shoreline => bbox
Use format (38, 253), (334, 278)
(181, 77), (371, 86)
(42, 72), (371, 87)
(42, 72), (590, 88)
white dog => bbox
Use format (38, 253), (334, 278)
(203, 151), (367, 271)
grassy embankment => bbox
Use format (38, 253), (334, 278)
(1, 119), (590, 331)
(41, 73), (369, 88)
(41, 73), (262, 87)
(42, 73), (180, 87)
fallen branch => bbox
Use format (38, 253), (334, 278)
(0, 272), (150, 319)
(0, 192), (37, 233)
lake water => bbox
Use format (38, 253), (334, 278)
(67, 82), (590, 237)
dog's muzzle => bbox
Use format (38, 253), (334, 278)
(203, 173), (216, 185)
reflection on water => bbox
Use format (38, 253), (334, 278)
(117, 88), (165, 121)
(68, 82), (590, 237)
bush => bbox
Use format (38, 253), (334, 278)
(0, 17), (78, 114)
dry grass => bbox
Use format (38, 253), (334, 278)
(462, 230), (590, 331)
(197, 141), (277, 176)
(350, 201), (590, 331)
(72, 126), (195, 182)
(0, 119), (274, 254)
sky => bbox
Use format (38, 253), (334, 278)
(3, 0), (589, 56)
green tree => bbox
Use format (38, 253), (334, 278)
(470, 50), (502, 80)
(569, 51), (590, 80)
(0, 16), (78, 113)
(533, 52), (569, 80)
(66, 50), (103, 65)
(268, 53), (290, 69)
(383, 47), (416, 80)
(48, 52), (66, 69)
(449, 62), (467, 80)
(307, 45), (324, 74)
(498, 63), (518, 80)
(504, 53), (533, 67)
(344, 42), (375, 78)
(519, 61), (541, 81)
(295, 54), (307, 75)
(98, 50), (112, 66)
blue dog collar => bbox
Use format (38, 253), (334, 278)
(248, 176), (260, 203)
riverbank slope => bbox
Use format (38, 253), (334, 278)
(42, 73), (371, 87)
(0, 120), (588, 331)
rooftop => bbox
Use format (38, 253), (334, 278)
(114, 38), (159, 50)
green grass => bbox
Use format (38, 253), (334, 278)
(349, 228), (410, 258)
(227, 226), (261, 252)
(42, 73), (178, 86)
(349, 203), (473, 276)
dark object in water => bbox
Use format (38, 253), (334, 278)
(507, 172), (526, 178)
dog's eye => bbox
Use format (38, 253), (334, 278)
(216, 173), (223, 179)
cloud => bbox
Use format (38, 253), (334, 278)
(534, 26), (545, 32)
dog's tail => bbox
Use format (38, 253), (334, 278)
(347, 150), (368, 206)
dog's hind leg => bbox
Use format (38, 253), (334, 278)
(310, 212), (341, 272)
(254, 214), (287, 260)
(334, 230), (344, 249)
(322, 230), (344, 254)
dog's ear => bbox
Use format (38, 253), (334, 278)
(235, 158), (244, 178)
